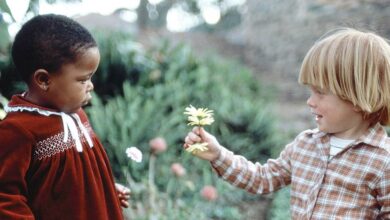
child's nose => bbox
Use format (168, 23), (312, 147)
(87, 81), (94, 92)
(306, 94), (315, 108)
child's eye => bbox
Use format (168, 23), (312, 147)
(80, 79), (88, 84)
(310, 86), (326, 95)
(80, 75), (93, 84)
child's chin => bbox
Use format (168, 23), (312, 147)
(317, 126), (329, 133)
(81, 99), (91, 106)
(83, 102), (92, 108)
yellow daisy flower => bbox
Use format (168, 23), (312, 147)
(185, 142), (209, 154)
(184, 105), (215, 154)
(184, 105), (214, 126)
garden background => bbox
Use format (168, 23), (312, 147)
(1, 0), (390, 219)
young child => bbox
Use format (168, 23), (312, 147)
(0, 14), (130, 219)
(184, 28), (390, 219)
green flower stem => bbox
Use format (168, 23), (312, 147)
(123, 160), (136, 186)
(165, 177), (174, 195)
(148, 153), (157, 211)
(122, 168), (134, 189)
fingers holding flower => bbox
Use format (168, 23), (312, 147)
(184, 128), (202, 145)
(184, 129), (221, 161)
(184, 131), (208, 154)
(183, 105), (215, 154)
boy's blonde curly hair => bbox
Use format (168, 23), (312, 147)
(299, 28), (390, 126)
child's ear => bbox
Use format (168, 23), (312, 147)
(32, 69), (50, 91)
(352, 105), (363, 113)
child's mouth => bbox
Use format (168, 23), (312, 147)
(312, 112), (323, 121)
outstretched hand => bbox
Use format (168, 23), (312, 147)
(115, 183), (131, 208)
(184, 127), (222, 161)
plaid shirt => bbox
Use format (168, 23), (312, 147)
(211, 123), (390, 219)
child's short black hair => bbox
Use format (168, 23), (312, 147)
(11, 14), (97, 83)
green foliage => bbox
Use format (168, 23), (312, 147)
(91, 31), (156, 100)
(122, 160), (244, 220)
(0, 54), (26, 98)
(0, 1), (12, 55)
(267, 187), (291, 220)
(86, 32), (281, 219)
(88, 34), (278, 176)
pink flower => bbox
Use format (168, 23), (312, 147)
(125, 146), (143, 163)
(171, 163), (186, 177)
(149, 137), (167, 154)
(200, 185), (218, 201)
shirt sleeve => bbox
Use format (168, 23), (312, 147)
(376, 160), (390, 219)
(210, 142), (293, 194)
(0, 120), (35, 219)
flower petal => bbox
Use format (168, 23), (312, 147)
(199, 117), (214, 126)
(184, 105), (197, 116)
(126, 146), (143, 163)
(185, 142), (209, 154)
(184, 105), (214, 127)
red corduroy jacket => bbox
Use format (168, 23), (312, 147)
(0, 95), (123, 220)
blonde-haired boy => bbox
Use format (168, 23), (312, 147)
(184, 28), (390, 219)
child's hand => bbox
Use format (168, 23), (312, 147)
(184, 127), (221, 161)
(115, 183), (131, 208)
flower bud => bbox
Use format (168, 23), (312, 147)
(149, 137), (167, 154)
(200, 185), (218, 201)
(171, 163), (186, 177)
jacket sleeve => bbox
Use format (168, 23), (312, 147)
(376, 160), (390, 219)
(210, 142), (293, 194)
(0, 120), (35, 219)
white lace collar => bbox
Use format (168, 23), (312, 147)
(5, 105), (94, 152)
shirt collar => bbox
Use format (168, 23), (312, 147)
(305, 123), (389, 150)
(357, 123), (389, 150)
(5, 94), (94, 152)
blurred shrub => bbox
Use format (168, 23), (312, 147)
(267, 186), (291, 220)
(0, 49), (26, 98)
(91, 31), (156, 100)
(87, 31), (282, 219)
(88, 37), (279, 177)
